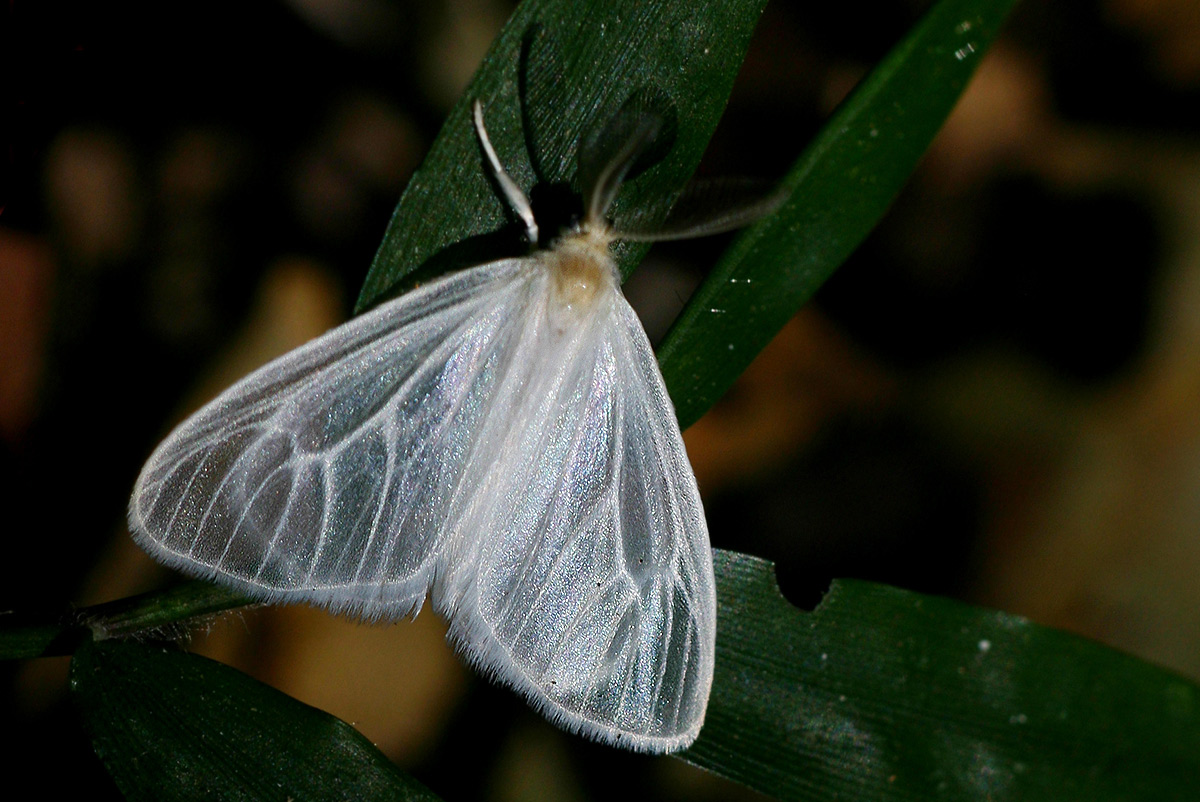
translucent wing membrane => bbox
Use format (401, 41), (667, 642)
(129, 251), (715, 751)
(131, 258), (537, 618)
(131, 99), (731, 753)
(445, 290), (715, 749)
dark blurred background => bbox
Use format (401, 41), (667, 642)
(4, 0), (1200, 799)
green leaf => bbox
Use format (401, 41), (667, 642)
(356, 0), (770, 312)
(46, 2), (1197, 800)
(0, 620), (63, 661)
(0, 582), (251, 660)
(684, 551), (1200, 801)
(658, 0), (1019, 429)
(70, 638), (440, 802)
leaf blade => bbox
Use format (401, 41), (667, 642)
(71, 638), (440, 802)
(356, 0), (771, 313)
(658, 0), (1020, 429)
(685, 551), (1200, 801)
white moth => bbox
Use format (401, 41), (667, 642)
(130, 99), (768, 753)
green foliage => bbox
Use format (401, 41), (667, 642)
(658, 0), (1017, 427)
(71, 638), (439, 802)
(687, 553), (1200, 801)
(7, 0), (1200, 799)
(355, 0), (769, 311)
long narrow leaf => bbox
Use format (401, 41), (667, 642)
(357, 0), (770, 312)
(659, 0), (1019, 428)
(688, 551), (1200, 801)
(71, 638), (440, 802)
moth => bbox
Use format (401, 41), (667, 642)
(130, 96), (778, 753)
